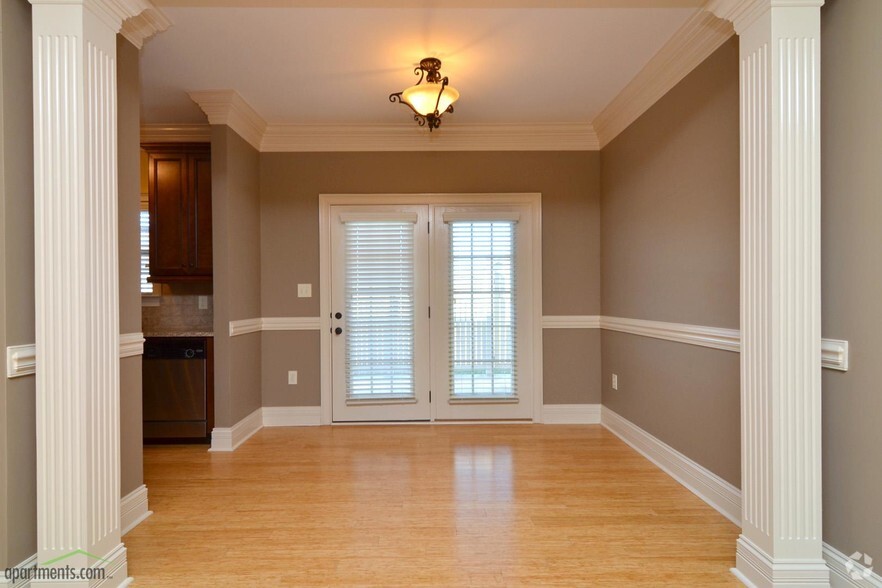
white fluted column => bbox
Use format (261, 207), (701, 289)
(706, 1), (828, 586)
(30, 1), (154, 585)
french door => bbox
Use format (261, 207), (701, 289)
(328, 199), (537, 422)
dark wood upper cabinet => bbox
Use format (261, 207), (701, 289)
(144, 144), (212, 282)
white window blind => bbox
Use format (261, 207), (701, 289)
(448, 221), (517, 398)
(139, 210), (153, 294)
(344, 220), (416, 400)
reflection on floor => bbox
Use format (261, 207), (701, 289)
(125, 425), (741, 586)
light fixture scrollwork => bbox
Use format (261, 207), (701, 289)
(389, 57), (459, 131)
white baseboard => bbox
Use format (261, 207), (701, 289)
(541, 404), (601, 424)
(601, 406), (742, 525)
(120, 484), (153, 536)
(601, 406), (882, 587)
(210, 406), (325, 451)
(262, 406), (321, 427)
(209, 407), (263, 452)
(825, 543), (882, 588)
(0, 554), (36, 587)
(0, 484), (151, 586)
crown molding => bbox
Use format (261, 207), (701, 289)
(120, 5), (172, 49)
(189, 89), (266, 151)
(140, 123), (212, 143)
(261, 122), (599, 152)
(704, 0), (823, 33)
(593, 8), (734, 148)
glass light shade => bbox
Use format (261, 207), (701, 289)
(401, 82), (460, 116)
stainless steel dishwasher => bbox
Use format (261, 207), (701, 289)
(142, 337), (213, 443)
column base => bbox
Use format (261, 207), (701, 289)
(732, 536), (831, 588)
(31, 543), (131, 588)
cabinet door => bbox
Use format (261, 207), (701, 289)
(189, 151), (213, 276)
(148, 152), (189, 278)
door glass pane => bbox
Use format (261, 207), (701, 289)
(345, 221), (415, 399)
(449, 221), (517, 398)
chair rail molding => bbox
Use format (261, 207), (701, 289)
(119, 332), (146, 358)
(537, 315), (848, 371)
(6, 344), (36, 378)
(229, 317), (322, 336)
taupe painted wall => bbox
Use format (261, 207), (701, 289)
(820, 0), (882, 562)
(212, 126), (262, 426)
(600, 39), (741, 486)
(117, 36), (143, 498)
(258, 152), (602, 407)
(0, 0), (36, 568)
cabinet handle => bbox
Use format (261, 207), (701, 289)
(334, 327), (343, 335)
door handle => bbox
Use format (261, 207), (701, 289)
(334, 327), (343, 335)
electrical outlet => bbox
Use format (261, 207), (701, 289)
(612, 374), (618, 390)
(297, 284), (312, 298)
(198, 295), (208, 310)
(288, 371), (298, 385)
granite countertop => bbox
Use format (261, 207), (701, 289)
(143, 331), (214, 338)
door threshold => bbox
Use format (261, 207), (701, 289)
(330, 419), (535, 426)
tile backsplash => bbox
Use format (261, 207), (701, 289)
(142, 294), (213, 335)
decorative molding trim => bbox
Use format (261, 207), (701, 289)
(602, 407), (876, 587)
(822, 338), (849, 372)
(600, 315), (740, 353)
(119, 332), (145, 358)
(593, 9), (734, 147)
(120, 5), (172, 49)
(7, 333), (148, 378)
(261, 122), (599, 152)
(189, 90), (266, 151)
(824, 543), (882, 588)
(228, 318), (262, 337)
(541, 404), (601, 424)
(543, 316), (849, 371)
(260, 317), (322, 331)
(0, 554), (37, 587)
(601, 407), (742, 525)
(139, 123), (212, 143)
(541, 315), (601, 329)
(6, 344), (36, 378)
(262, 406), (322, 427)
(209, 407), (263, 452)
(734, 535), (830, 587)
(120, 485), (153, 536)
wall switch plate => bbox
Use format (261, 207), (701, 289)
(297, 284), (312, 298)
(198, 295), (208, 310)
(612, 374), (618, 390)
(288, 371), (298, 385)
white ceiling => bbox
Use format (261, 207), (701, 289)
(140, 3), (699, 126)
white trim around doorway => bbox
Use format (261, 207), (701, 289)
(318, 193), (544, 425)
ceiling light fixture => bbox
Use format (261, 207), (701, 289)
(389, 57), (459, 131)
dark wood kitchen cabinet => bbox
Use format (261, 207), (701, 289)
(144, 143), (212, 281)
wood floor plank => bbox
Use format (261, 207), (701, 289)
(125, 425), (741, 586)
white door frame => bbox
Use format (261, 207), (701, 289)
(319, 193), (543, 425)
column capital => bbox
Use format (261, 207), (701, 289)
(704, 0), (824, 34)
(29, 0), (166, 35)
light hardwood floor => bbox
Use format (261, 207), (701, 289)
(125, 425), (741, 586)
